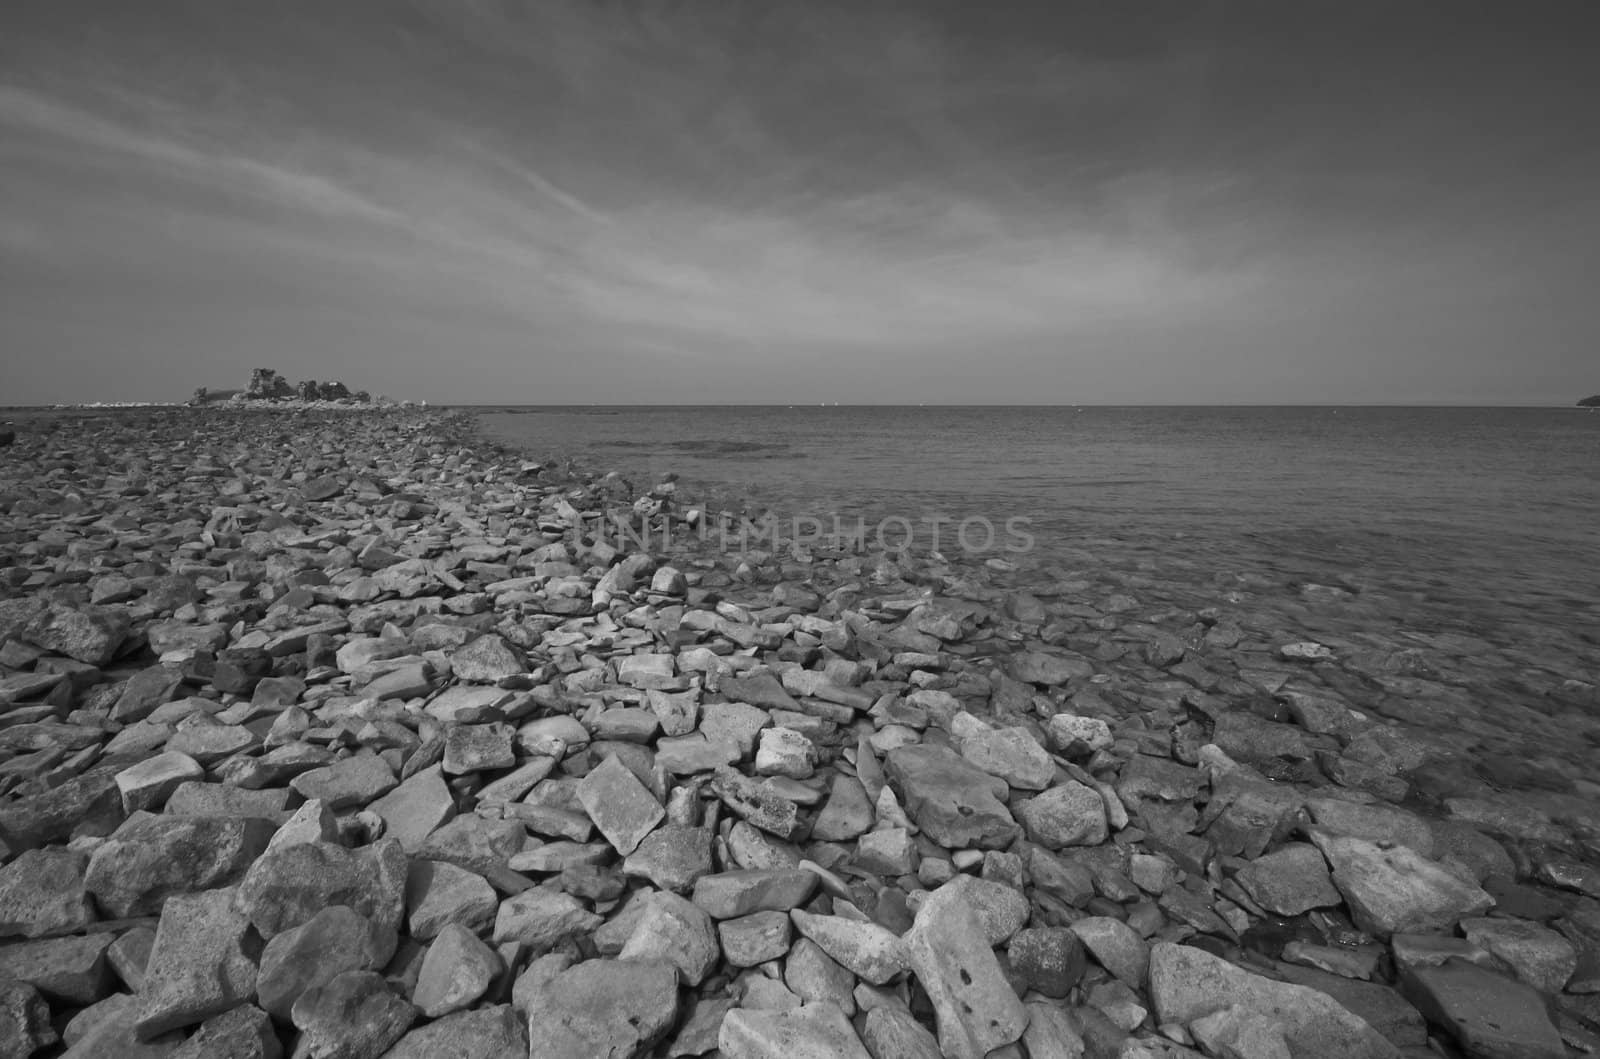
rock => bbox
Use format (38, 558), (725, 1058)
(754, 727), (817, 779)
(0, 765), (124, 851)
(935, 874), (1030, 945)
(289, 970), (416, 1059)
(622, 825), (715, 893)
(861, 1007), (943, 1059)
(380, 1005), (526, 1058)
(448, 634), (524, 682)
(1398, 959), (1565, 1059)
(441, 722), (516, 774)
(0, 978), (58, 1057)
(903, 881), (1028, 1059)
(24, 604), (131, 665)
(405, 859), (499, 939)
(115, 752), (205, 814)
(1008, 650), (1094, 685)
(790, 910), (908, 984)
(811, 775), (874, 841)
(1070, 916), (1150, 987)
(54, 992), (185, 1056)
(883, 744), (1019, 850)
(1148, 942), (1398, 1058)
(492, 888), (603, 952)
(1234, 842), (1343, 916)
(958, 725), (1055, 790)
(288, 752), (397, 809)
(166, 1004), (280, 1059)
(256, 905), (393, 1019)
(367, 765), (456, 853)
(1459, 916), (1577, 993)
(692, 869), (819, 919)
(0, 846), (95, 938)
(412, 923), (502, 1017)
(719, 1003), (873, 1059)
(1015, 781), (1107, 849)
(1, 932), (114, 1004)
(86, 814), (276, 918)
(1309, 831), (1493, 935)
(619, 891), (721, 985)
(234, 838), (406, 941)
(1008, 926), (1088, 998)
(1047, 713), (1114, 756)
(111, 665), (185, 723)
(577, 754), (665, 855)
(521, 958), (679, 1058)
(719, 910), (793, 967)
(710, 767), (800, 837)
(135, 887), (259, 1039)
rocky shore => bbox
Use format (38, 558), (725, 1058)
(1, 407), (1597, 1058)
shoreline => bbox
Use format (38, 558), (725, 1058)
(0, 406), (1594, 1055)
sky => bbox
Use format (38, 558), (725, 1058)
(2, 1), (1597, 405)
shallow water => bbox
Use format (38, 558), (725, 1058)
(476, 405), (1600, 774)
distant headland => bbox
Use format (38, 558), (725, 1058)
(1579, 395), (1600, 407)
(188, 368), (417, 409)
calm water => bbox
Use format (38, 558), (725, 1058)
(477, 406), (1600, 710)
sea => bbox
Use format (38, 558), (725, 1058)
(476, 406), (1600, 752)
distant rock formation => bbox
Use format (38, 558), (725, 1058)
(1579, 395), (1600, 407)
(228, 369), (373, 405)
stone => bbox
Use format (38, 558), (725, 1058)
(449, 634), (524, 682)
(86, 814), (276, 918)
(811, 774), (874, 841)
(710, 767), (800, 837)
(577, 753), (665, 855)
(289, 970), (416, 1059)
(861, 1007), (943, 1059)
(883, 744), (1019, 850)
(135, 887), (259, 1038)
(1008, 926), (1088, 998)
(288, 752), (397, 809)
(719, 910), (793, 967)
(936, 874), (1031, 945)
(167, 1004), (281, 1059)
(1147, 942), (1398, 1058)
(111, 665), (186, 723)
(692, 869), (819, 919)
(492, 888), (603, 953)
(719, 1003), (873, 1059)
(647, 688), (700, 737)
(405, 859), (499, 939)
(785, 937), (855, 1012)
(959, 725), (1055, 790)
(2, 932), (114, 1003)
(54, 992), (185, 1056)
(1015, 781), (1108, 849)
(1309, 831), (1493, 935)
(0, 765), (123, 851)
(754, 727), (817, 779)
(0, 846), (95, 938)
(412, 922), (501, 1017)
(1270, 962), (1427, 1049)
(0, 978), (57, 1057)
(622, 825), (715, 893)
(256, 905), (393, 1019)
(381, 1005), (526, 1058)
(115, 752), (205, 813)
(1398, 959), (1565, 1059)
(1234, 842), (1343, 916)
(1008, 650), (1095, 685)
(24, 603), (131, 665)
(367, 764), (456, 853)
(234, 838), (407, 942)
(441, 722), (516, 774)
(619, 891), (721, 986)
(790, 910), (908, 984)
(521, 958), (679, 1058)
(903, 881), (1029, 1059)
(1047, 713), (1114, 756)
(1460, 916), (1578, 993)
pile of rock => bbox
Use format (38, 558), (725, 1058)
(235, 369), (372, 406)
(0, 408), (1597, 1058)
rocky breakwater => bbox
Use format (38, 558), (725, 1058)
(0, 407), (1597, 1058)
